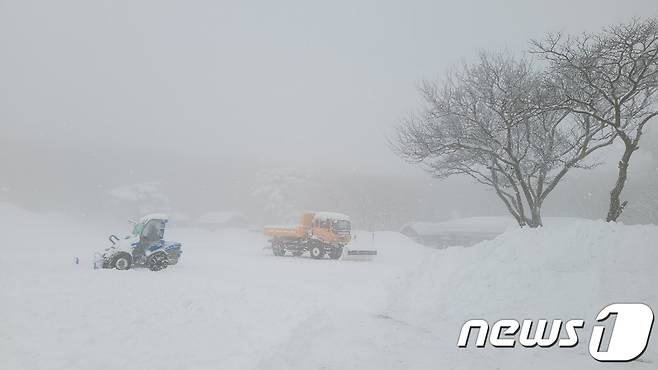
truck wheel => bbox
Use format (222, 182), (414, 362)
(310, 244), (325, 259)
(272, 244), (286, 256)
(112, 253), (132, 270)
(147, 252), (169, 271)
(328, 246), (343, 260)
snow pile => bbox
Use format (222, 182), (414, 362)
(352, 230), (431, 265)
(387, 219), (658, 367)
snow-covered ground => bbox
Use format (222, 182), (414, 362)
(1, 203), (656, 369)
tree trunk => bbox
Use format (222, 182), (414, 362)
(606, 145), (635, 222)
(528, 205), (543, 228)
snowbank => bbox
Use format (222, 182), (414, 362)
(387, 219), (658, 368)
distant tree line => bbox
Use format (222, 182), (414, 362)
(395, 18), (658, 227)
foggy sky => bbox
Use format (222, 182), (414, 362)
(3, 0), (657, 174)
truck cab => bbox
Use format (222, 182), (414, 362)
(310, 212), (352, 245)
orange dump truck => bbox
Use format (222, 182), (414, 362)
(264, 211), (376, 260)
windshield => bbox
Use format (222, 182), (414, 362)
(132, 223), (144, 237)
(144, 219), (166, 239)
(332, 220), (351, 231)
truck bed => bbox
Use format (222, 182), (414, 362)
(263, 225), (307, 240)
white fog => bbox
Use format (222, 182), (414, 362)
(2, 1), (657, 369)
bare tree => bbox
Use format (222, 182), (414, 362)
(394, 52), (614, 227)
(532, 18), (658, 221)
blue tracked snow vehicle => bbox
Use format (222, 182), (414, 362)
(94, 214), (182, 271)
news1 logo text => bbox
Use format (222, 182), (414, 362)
(458, 303), (654, 362)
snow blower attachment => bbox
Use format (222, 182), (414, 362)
(94, 214), (183, 271)
(263, 211), (377, 260)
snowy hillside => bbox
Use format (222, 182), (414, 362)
(1, 203), (656, 369)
